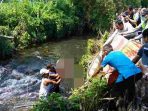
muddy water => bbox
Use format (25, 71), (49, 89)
(0, 37), (88, 110)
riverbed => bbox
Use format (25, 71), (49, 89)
(0, 37), (88, 111)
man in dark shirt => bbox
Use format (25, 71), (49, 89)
(133, 28), (148, 69)
(132, 28), (148, 107)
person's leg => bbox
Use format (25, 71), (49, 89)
(124, 76), (135, 102)
(124, 73), (142, 110)
(135, 72), (143, 82)
(110, 82), (125, 98)
(110, 81), (127, 110)
(54, 85), (60, 93)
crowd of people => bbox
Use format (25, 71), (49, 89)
(105, 6), (148, 45)
(92, 5), (148, 110)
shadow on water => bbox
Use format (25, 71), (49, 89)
(0, 37), (88, 110)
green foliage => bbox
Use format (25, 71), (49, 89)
(113, 0), (126, 13)
(79, 31), (109, 74)
(113, 0), (141, 13)
(32, 93), (79, 111)
(79, 54), (92, 72)
(123, 0), (141, 8)
(0, 38), (14, 59)
(0, 26), (14, 59)
(0, 0), (78, 48)
(0, 26), (10, 35)
(91, 0), (116, 32)
(101, 31), (110, 43)
(69, 79), (108, 111)
(141, 0), (148, 7)
(79, 39), (100, 72)
(73, 0), (116, 34)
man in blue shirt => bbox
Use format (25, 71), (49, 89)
(91, 44), (142, 104)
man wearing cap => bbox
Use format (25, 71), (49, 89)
(39, 68), (61, 99)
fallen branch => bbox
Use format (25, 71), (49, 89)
(13, 104), (33, 109)
(0, 35), (14, 39)
(99, 97), (116, 101)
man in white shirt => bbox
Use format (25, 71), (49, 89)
(104, 19), (134, 45)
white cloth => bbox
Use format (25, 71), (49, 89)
(134, 12), (140, 22)
(39, 78), (52, 98)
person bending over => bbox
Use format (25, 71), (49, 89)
(91, 44), (142, 107)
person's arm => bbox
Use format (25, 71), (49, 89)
(52, 78), (61, 84)
(121, 23), (142, 36)
(43, 79), (55, 86)
(134, 23), (142, 31)
(132, 55), (141, 64)
(91, 52), (109, 78)
(55, 75), (60, 80)
(132, 46), (143, 64)
(120, 22), (135, 35)
(44, 78), (61, 85)
(133, 34), (142, 40)
(104, 30), (118, 45)
(126, 16), (137, 26)
(91, 66), (103, 78)
(49, 74), (59, 77)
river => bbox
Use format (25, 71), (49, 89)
(0, 37), (88, 111)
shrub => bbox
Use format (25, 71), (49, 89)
(0, 38), (14, 59)
(79, 39), (100, 72)
(31, 93), (79, 111)
(0, 26), (14, 59)
(141, 0), (148, 7)
(0, 0), (78, 48)
(69, 78), (108, 111)
(73, 0), (116, 34)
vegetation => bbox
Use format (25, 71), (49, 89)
(79, 31), (109, 73)
(32, 93), (79, 111)
(69, 78), (108, 111)
(0, 0), (116, 59)
(79, 39), (99, 72)
(72, 0), (116, 33)
(0, 0), (147, 59)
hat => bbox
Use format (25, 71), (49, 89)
(141, 9), (148, 16)
(40, 68), (49, 75)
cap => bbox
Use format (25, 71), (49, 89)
(141, 9), (148, 16)
(40, 68), (49, 75)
